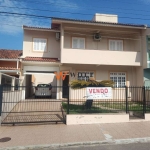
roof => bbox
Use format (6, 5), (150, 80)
(22, 57), (59, 62)
(0, 67), (20, 70)
(51, 17), (147, 28)
(23, 25), (60, 32)
(0, 49), (22, 59)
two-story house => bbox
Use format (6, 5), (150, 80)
(21, 13), (147, 99)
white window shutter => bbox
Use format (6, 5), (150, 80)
(33, 38), (47, 51)
(109, 40), (123, 51)
(110, 40), (115, 50)
(72, 38), (78, 48)
(79, 39), (85, 49)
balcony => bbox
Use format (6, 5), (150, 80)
(61, 48), (141, 66)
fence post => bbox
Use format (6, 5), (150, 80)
(67, 85), (70, 114)
(125, 86), (128, 114)
(0, 85), (3, 117)
(142, 86), (146, 114)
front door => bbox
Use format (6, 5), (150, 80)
(62, 75), (69, 98)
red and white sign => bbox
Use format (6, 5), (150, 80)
(86, 87), (112, 99)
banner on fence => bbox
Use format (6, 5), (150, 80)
(86, 87), (112, 99)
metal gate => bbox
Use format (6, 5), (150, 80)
(127, 87), (146, 119)
(0, 86), (68, 125)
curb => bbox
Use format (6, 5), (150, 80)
(1, 137), (150, 150)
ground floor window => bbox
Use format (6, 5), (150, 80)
(77, 71), (94, 81)
(110, 72), (126, 87)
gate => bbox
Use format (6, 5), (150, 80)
(127, 87), (146, 119)
(0, 86), (68, 125)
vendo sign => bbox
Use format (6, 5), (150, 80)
(86, 87), (112, 99)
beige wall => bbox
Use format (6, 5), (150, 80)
(23, 30), (60, 58)
(60, 65), (140, 86)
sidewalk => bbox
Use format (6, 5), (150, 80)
(1, 121), (150, 149)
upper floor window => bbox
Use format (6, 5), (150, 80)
(110, 72), (126, 87)
(109, 40), (123, 51)
(72, 37), (85, 49)
(33, 38), (47, 52)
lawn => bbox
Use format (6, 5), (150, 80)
(62, 101), (150, 114)
(62, 102), (117, 114)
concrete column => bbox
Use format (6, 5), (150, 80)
(60, 24), (64, 62)
(56, 79), (60, 99)
(11, 77), (15, 91)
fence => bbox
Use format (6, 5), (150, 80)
(0, 85), (150, 124)
(66, 86), (148, 117)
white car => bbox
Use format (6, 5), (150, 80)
(35, 84), (52, 98)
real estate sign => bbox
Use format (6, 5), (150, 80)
(86, 87), (112, 99)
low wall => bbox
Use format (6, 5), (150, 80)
(66, 114), (129, 125)
(145, 113), (150, 121)
(1, 90), (25, 122)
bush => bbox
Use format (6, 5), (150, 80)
(70, 79), (114, 89)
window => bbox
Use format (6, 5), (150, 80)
(77, 71), (94, 81)
(109, 40), (123, 51)
(72, 37), (85, 49)
(110, 72), (126, 87)
(33, 38), (47, 52)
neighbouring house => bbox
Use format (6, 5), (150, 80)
(143, 28), (150, 86)
(20, 13), (148, 99)
(0, 49), (22, 88)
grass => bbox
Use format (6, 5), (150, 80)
(62, 101), (150, 114)
(96, 101), (150, 112)
(62, 102), (116, 114)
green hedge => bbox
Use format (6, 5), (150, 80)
(70, 79), (114, 89)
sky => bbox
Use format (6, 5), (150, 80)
(0, 0), (150, 50)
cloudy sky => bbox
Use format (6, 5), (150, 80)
(0, 0), (150, 50)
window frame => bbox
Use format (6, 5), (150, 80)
(110, 72), (126, 88)
(109, 39), (123, 51)
(72, 37), (85, 49)
(33, 38), (47, 52)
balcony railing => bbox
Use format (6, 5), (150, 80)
(61, 48), (141, 66)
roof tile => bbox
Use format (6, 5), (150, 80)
(23, 57), (59, 62)
(0, 49), (22, 59)
(52, 17), (147, 28)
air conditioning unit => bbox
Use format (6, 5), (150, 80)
(56, 32), (60, 40)
(93, 33), (101, 41)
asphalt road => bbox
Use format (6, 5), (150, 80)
(33, 142), (150, 150)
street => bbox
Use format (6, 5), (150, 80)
(34, 142), (150, 150)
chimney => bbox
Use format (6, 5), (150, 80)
(92, 13), (118, 23)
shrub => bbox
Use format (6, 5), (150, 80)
(70, 79), (114, 89)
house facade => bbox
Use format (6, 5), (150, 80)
(20, 13), (147, 99)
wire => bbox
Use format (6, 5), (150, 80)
(2, 5), (150, 19)
(0, 11), (150, 22)
(8, 0), (150, 14)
